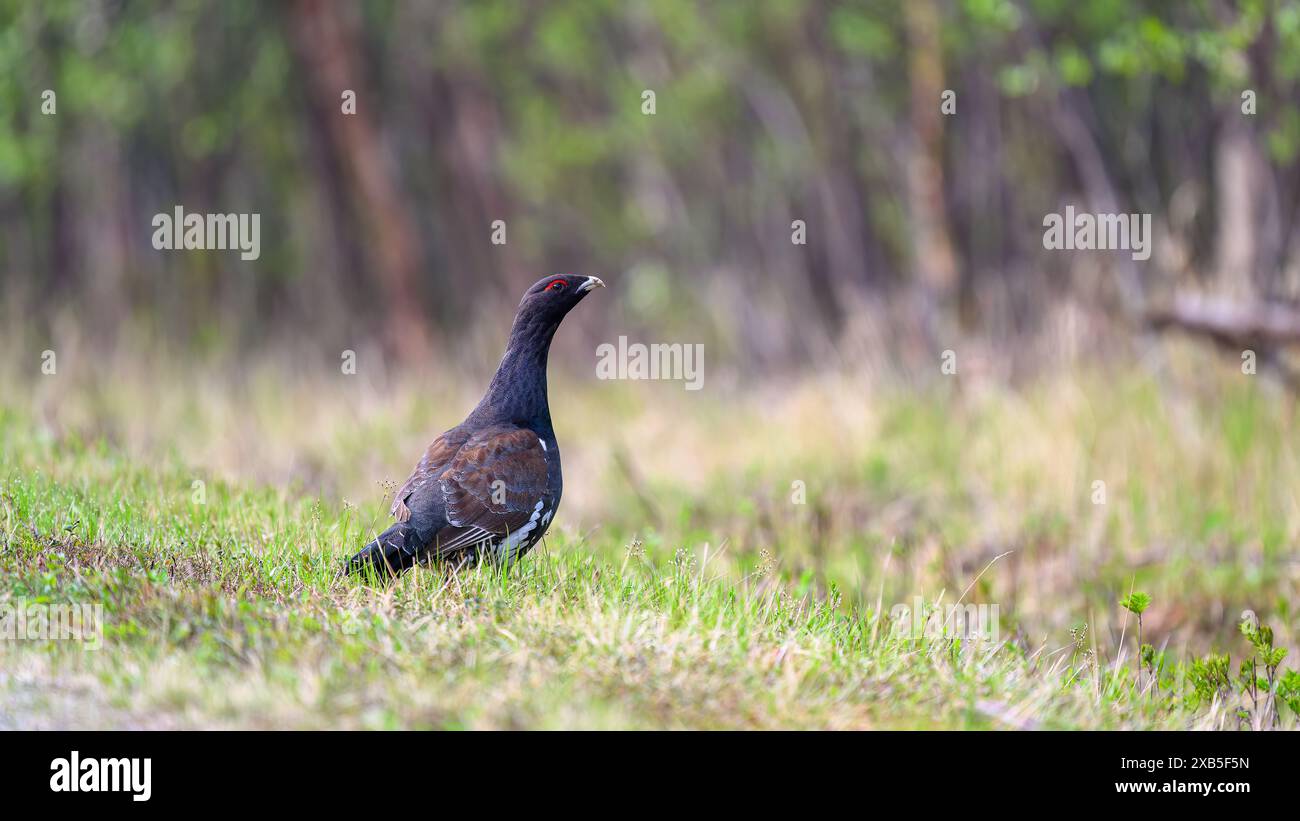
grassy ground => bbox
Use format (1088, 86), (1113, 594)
(1, 341), (1298, 729)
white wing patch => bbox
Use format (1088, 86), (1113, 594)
(538, 437), (547, 452)
(496, 500), (545, 563)
(435, 524), (496, 554)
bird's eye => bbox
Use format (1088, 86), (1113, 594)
(545, 279), (567, 292)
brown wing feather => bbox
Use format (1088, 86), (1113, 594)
(390, 432), (465, 522)
(435, 426), (549, 550)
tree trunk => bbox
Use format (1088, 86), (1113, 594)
(288, 0), (430, 362)
(904, 0), (959, 334)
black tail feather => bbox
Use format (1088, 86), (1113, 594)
(346, 521), (424, 580)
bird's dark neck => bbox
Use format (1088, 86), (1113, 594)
(471, 312), (558, 428)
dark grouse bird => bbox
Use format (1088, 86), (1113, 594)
(346, 274), (605, 579)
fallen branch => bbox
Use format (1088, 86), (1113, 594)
(1146, 295), (1300, 389)
(1146, 295), (1300, 348)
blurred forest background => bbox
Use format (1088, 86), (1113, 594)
(3, 0), (1299, 378)
(6, 3), (1300, 724)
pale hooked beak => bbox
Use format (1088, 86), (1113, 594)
(579, 276), (605, 293)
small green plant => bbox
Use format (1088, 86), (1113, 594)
(1140, 643), (1157, 684)
(1278, 670), (1300, 718)
(1179, 615), (1298, 728)
(1119, 591), (1152, 687)
(1063, 622), (1096, 689)
(1187, 652), (1232, 708)
(1239, 615), (1289, 727)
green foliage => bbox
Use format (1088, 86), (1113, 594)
(1180, 615), (1300, 727)
(1120, 591), (1151, 616)
(1279, 670), (1300, 716)
(4, 1), (1300, 352)
(1187, 652), (1232, 708)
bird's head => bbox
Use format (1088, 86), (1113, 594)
(517, 274), (605, 324)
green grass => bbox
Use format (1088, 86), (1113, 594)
(1, 346), (1298, 729)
